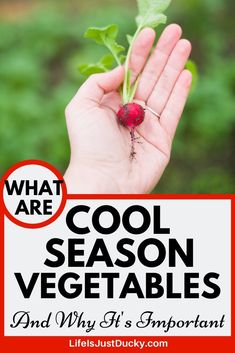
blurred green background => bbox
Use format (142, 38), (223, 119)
(0, 0), (234, 193)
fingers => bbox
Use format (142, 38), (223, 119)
(147, 39), (192, 113)
(71, 66), (124, 106)
(129, 27), (156, 83)
(160, 69), (192, 139)
(135, 24), (182, 101)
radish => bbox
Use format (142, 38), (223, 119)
(117, 103), (145, 128)
(117, 103), (145, 160)
(79, 0), (172, 158)
(117, 103), (145, 159)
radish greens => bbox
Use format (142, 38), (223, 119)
(79, 0), (173, 104)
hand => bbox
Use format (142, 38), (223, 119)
(64, 24), (192, 194)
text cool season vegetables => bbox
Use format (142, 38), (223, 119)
(14, 204), (221, 299)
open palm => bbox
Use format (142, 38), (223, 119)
(64, 24), (192, 194)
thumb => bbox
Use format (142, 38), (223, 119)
(76, 66), (124, 104)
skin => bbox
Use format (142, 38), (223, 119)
(64, 24), (192, 194)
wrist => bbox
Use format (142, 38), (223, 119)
(64, 163), (121, 194)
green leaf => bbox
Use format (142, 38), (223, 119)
(136, 13), (167, 28)
(126, 34), (133, 45)
(109, 42), (125, 57)
(185, 59), (198, 92)
(137, 0), (171, 15)
(78, 54), (114, 77)
(100, 54), (115, 67)
(84, 24), (118, 45)
(78, 63), (106, 76)
(119, 54), (127, 64)
(78, 61), (108, 76)
(84, 25), (125, 64)
(136, 0), (171, 29)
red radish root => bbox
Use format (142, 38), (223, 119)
(117, 103), (145, 128)
(117, 103), (145, 160)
